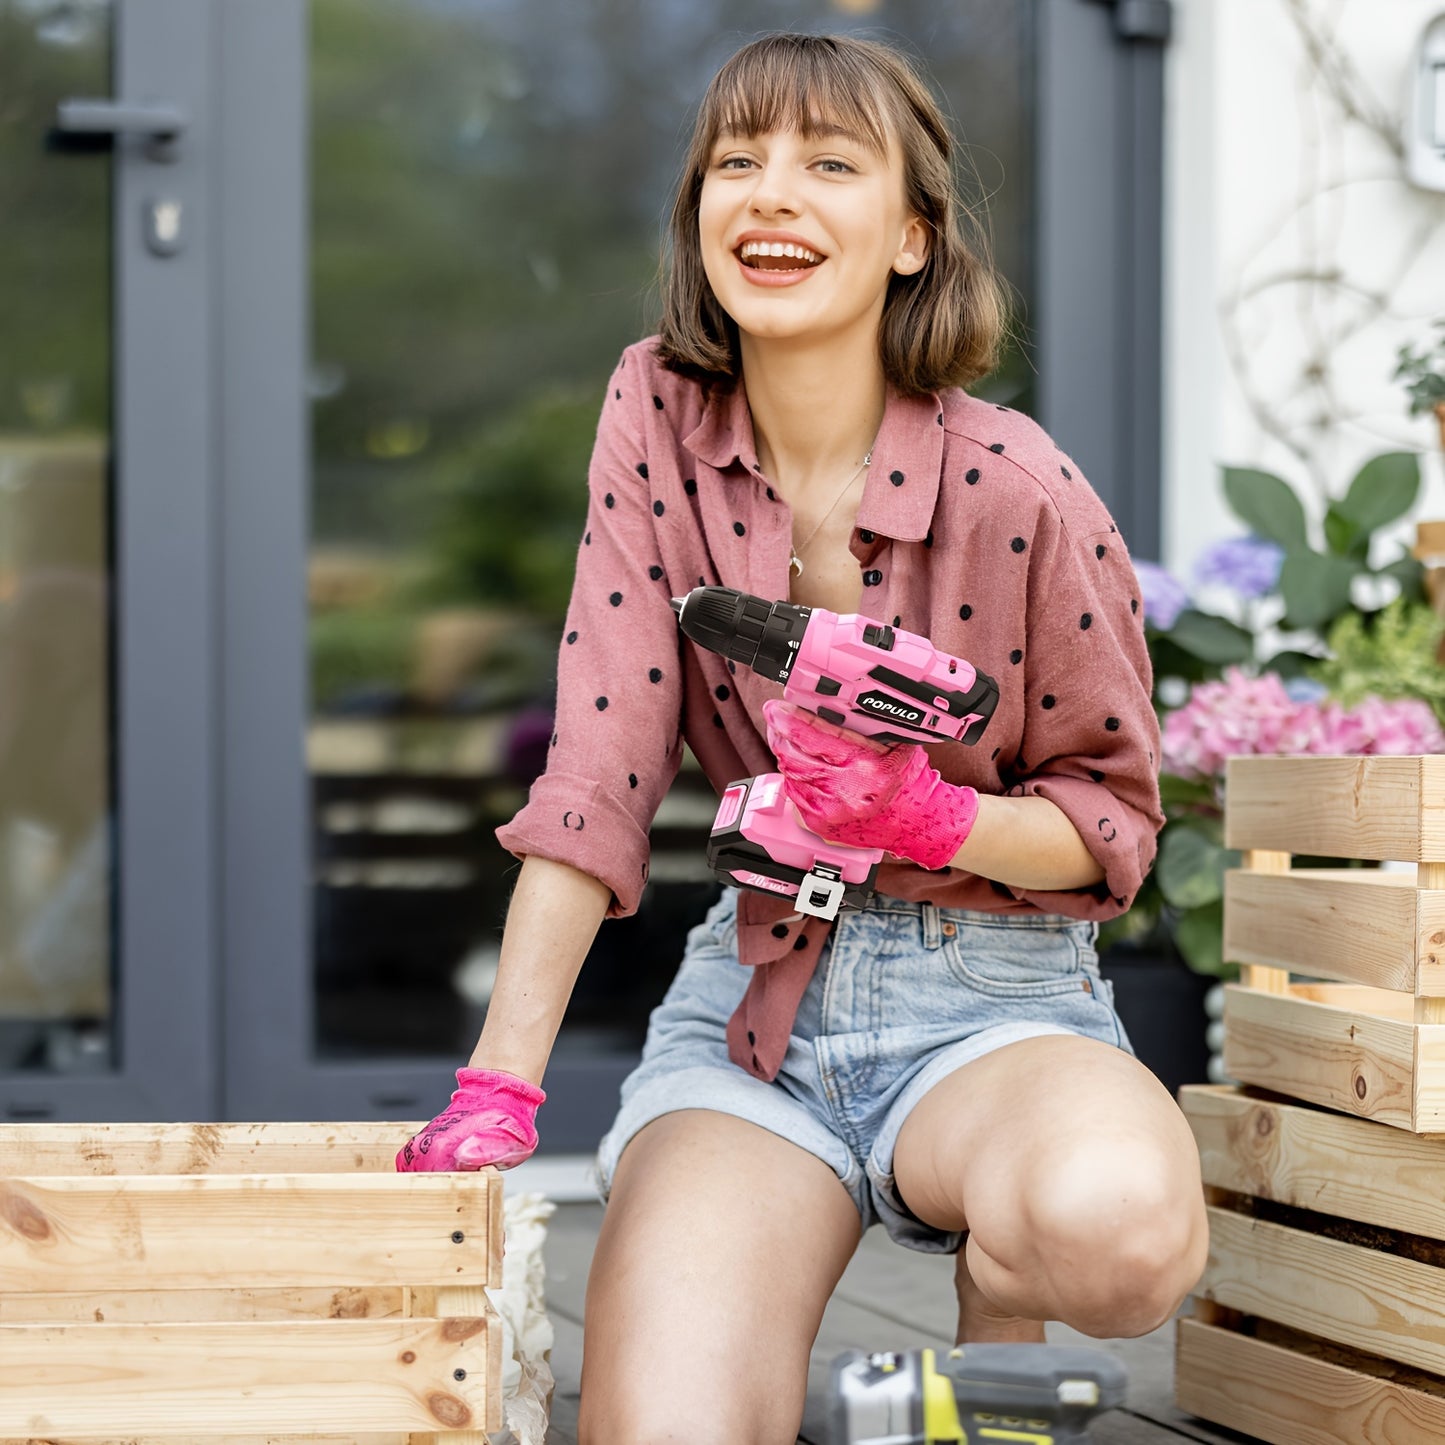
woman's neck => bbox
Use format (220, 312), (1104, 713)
(740, 329), (887, 490)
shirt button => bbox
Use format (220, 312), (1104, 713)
(941, 922), (958, 938)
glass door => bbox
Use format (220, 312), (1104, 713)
(0, 0), (216, 1121)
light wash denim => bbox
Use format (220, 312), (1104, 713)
(593, 888), (1133, 1253)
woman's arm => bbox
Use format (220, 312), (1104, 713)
(948, 794), (1105, 892)
(467, 854), (613, 1086)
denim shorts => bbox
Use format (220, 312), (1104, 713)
(592, 889), (1133, 1253)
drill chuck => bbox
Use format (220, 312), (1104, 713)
(672, 587), (809, 683)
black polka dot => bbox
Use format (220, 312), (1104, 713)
(1042, 695), (1056, 709)
(698, 576), (706, 587)
(990, 443), (1005, 454)
(937, 412), (944, 425)
(991, 747), (1001, 760)
(550, 732), (558, 747)
(1096, 544), (1107, 559)
(732, 521), (745, 536)
(965, 468), (980, 485)
(1010, 649), (1023, 665)
(653, 500), (665, 516)
(959, 605), (973, 620)
(636, 463), (648, 478)
(1061, 466), (1072, 480)
(648, 667), (663, 683)
(890, 470), (905, 486)
(1010, 537), (1027, 554)
(727, 661), (736, 674)
(715, 685), (730, 701)
(793, 934), (809, 951)
(684, 478), (697, 495)
(1080, 613), (1093, 630)
(863, 569), (883, 586)
(996, 405), (1009, 411)
(1098, 818), (1117, 842)
(712, 712), (723, 727)
(766, 486), (775, 501)
(609, 591), (623, 607)
(584, 531), (591, 545)
(924, 529), (934, 548)
(652, 394), (664, 409)
(595, 697), (609, 711)
(649, 565), (664, 580)
(614, 389), (621, 400)
(747, 1030), (756, 1045)
(1104, 716), (1121, 731)
(892, 616), (902, 628)
(859, 529), (875, 542)
(1089, 770), (1105, 783)
(771, 923), (789, 939)
(566, 630), (578, 644)
(604, 493), (615, 509)
(1130, 598), (1139, 614)
(628, 773), (638, 788)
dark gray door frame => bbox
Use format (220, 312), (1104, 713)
(1036, 0), (1170, 562)
(1, 0), (218, 1122)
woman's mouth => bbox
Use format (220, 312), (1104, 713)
(735, 239), (825, 272)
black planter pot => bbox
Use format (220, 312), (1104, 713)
(1099, 940), (1214, 1098)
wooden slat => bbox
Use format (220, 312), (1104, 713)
(1201, 1204), (1445, 1376)
(0, 1315), (496, 1436)
(0, 1121), (429, 1175)
(1221, 984), (1434, 1131)
(0, 1437), (410, 1444)
(1239, 850), (1293, 994)
(406, 1286), (501, 1444)
(1225, 868), (1445, 994)
(1224, 755), (1445, 861)
(0, 1174), (496, 1292)
(1181, 1086), (1445, 1240)
(0, 1285), (406, 1324)
(1176, 1317), (1445, 1444)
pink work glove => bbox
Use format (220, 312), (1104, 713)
(763, 699), (979, 871)
(395, 1067), (545, 1172)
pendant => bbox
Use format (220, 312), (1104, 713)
(789, 549), (804, 579)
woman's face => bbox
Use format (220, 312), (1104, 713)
(697, 120), (929, 348)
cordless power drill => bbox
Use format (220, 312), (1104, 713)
(671, 586), (999, 920)
(828, 1342), (1127, 1444)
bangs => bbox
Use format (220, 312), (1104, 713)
(697, 35), (893, 160)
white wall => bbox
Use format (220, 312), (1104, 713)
(1162, 0), (1445, 583)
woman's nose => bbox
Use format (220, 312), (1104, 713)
(748, 161), (800, 218)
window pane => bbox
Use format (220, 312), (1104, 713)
(0, 0), (115, 1075)
(308, 0), (1034, 1060)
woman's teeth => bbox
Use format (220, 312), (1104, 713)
(738, 240), (823, 269)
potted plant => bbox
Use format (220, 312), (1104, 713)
(1395, 320), (1445, 451)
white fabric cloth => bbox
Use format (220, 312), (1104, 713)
(486, 1191), (557, 1445)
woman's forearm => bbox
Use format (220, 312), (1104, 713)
(467, 854), (613, 1086)
(948, 793), (1106, 891)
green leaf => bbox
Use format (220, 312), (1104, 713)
(1156, 824), (1228, 909)
(1165, 608), (1256, 665)
(1260, 648), (1322, 680)
(1322, 505), (1368, 560)
(1158, 772), (1218, 811)
(1378, 553), (1426, 606)
(1222, 467), (1309, 550)
(1174, 900), (1230, 977)
(1279, 551), (1361, 630)
(1335, 452), (1420, 535)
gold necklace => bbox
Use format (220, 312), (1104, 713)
(788, 451), (872, 579)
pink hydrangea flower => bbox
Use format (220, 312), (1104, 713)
(1161, 667), (1445, 785)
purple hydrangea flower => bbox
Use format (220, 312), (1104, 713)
(1283, 677), (1329, 705)
(1133, 560), (1190, 630)
(1192, 535), (1285, 599)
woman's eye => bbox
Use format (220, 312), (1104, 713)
(717, 156), (754, 171)
(816, 158), (855, 174)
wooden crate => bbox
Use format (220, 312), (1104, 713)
(1177, 1086), (1445, 1443)
(0, 1120), (504, 1443)
(1219, 754), (1445, 1134)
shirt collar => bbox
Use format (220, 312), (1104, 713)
(683, 375), (944, 542)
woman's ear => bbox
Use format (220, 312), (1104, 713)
(892, 215), (930, 276)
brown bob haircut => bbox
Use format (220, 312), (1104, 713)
(655, 32), (1012, 398)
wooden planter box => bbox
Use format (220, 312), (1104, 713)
(0, 1120), (503, 1443)
(1175, 755), (1445, 1443)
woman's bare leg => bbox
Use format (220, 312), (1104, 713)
(891, 1034), (1208, 1344)
(579, 1108), (863, 1445)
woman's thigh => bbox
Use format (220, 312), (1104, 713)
(890, 1034), (1207, 1329)
(579, 1108), (863, 1445)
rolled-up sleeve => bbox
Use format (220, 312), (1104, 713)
(1005, 496), (1164, 918)
(494, 359), (685, 917)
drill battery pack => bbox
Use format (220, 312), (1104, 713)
(706, 772), (882, 920)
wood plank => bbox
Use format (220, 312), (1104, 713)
(1200, 1204), (1445, 1376)
(1176, 1317), (1445, 1444)
(0, 1315), (499, 1436)
(1182, 1086), (1445, 1239)
(0, 1437), (411, 1444)
(0, 1121), (429, 1176)
(0, 1285), (406, 1324)
(1224, 868), (1437, 993)
(1222, 985), (1421, 1130)
(0, 1174), (496, 1292)
(1224, 755), (1445, 861)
